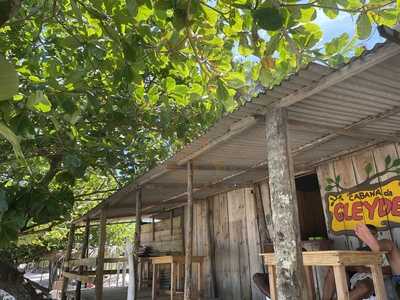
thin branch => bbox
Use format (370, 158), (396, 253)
(74, 188), (116, 198)
(199, 1), (229, 21)
(281, 0), (396, 13)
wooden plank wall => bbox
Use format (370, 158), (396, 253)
(141, 216), (184, 254)
(316, 142), (400, 249)
(188, 188), (265, 300)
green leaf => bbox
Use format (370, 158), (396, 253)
(71, 0), (83, 25)
(0, 122), (24, 159)
(27, 91), (52, 113)
(326, 178), (335, 184)
(385, 155), (392, 168)
(252, 7), (284, 31)
(299, 7), (317, 22)
(126, 0), (137, 16)
(64, 153), (82, 170)
(365, 162), (373, 177)
(0, 190), (8, 214)
(0, 56), (19, 101)
(165, 77), (176, 92)
(335, 175), (341, 184)
(216, 78), (230, 102)
(357, 13), (372, 40)
(135, 5), (153, 22)
(325, 185), (333, 191)
(325, 33), (349, 56)
(393, 158), (400, 167)
(258, 67), (272, 87)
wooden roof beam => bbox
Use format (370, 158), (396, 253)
(165, 163), (258, 172)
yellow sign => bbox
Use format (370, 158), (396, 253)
(327, 177), (400, 234)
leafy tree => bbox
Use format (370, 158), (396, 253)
(0, 0), (399, 297)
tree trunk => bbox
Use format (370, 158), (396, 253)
(0, 260), (41, 300)
(0, 0), (21, 27)
(265, 107), (308, 299)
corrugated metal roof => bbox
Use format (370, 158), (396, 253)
(75, 41), (400, 223)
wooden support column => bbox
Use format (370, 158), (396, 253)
(75, 218), (90, 300)
(205, 198), (217, 298)
(265, 107), (308, 299)
(95, 210), (107, 300)
(170, 210), (174, 236)
(152, 217), (155, 241)
(184, 161), (194, 300)
(134, 188), (142, 299)
(61, 224), (75, 300)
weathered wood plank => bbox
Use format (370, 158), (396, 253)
(244, 188), (265, 300)
(316, 163), (348, 249)
(332, 156), (361, 249)
(213, 193), (232, 299)
(205, 198), (217, 298)
(352, 149), (392, 241)
(184, 161), (194, 300)
(372, 143), (398, 242)
(227, 190), (244, 300)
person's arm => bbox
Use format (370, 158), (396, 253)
(347, 266), (370, 273)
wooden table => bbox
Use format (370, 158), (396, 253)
(261, 250), (387, 300)
(150, 256), (204, 300)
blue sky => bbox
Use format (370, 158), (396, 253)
(317, 11), (384, 49)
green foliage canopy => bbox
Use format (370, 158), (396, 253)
(0, 0), (399, 247)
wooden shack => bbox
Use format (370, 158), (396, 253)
(63, 39), (400, 300)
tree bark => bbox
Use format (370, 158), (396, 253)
(265, 107), (308, 299)
(0, 260), (42, 300)
(0, 0), (21, 27)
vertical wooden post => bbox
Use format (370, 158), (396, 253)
(75, 218), (90, 300)
(170, 210), (174, 236)
(61, 223), (75, 300)
(184, 161), (194, 300)
(95, 210), (107, 300)
(152, 217), (155, 241)
(134, 188), (142, 299)
(205, 198), (217, 298)
(265, 107), (307, 299)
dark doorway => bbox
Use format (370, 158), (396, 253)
(295, 174), (327, 240)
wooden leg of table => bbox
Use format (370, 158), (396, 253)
(171, 263), (175, 300)
(197, 262), (202, 297)
(333, 265), (349, 300)
(267, 265), (277, 300)
(152, 264), (157, 300)
(304, 266), (316, 300)
(370, 264), (387, 300)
